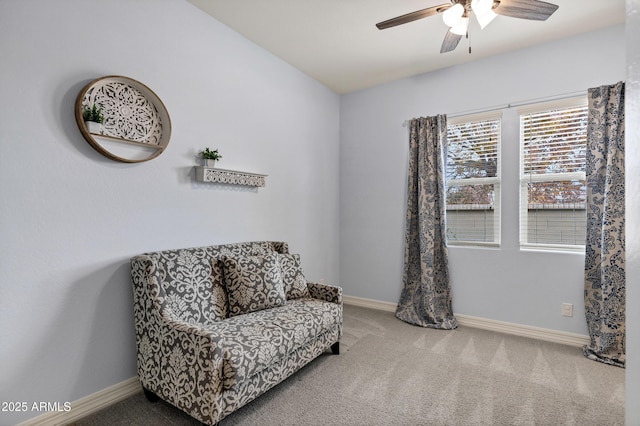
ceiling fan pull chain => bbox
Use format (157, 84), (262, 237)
(467, 30), (472, 54)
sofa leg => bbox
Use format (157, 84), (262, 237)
(331, 342), (340, 355)
(143, 387), (160, 403)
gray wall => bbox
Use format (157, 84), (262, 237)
(0, 1), (340, 424)
(339, 25), (626, 336)
(625, 1), (640, 424)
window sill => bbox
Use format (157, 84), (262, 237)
(447, 242), (500, 249)
(520, 244), (585, 254)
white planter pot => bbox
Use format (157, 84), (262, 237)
(85, 121), (102, 134)
(204, 159), (217, 168)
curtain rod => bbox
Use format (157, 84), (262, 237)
(403, 90), (586, 126)
(447, 90), (586, 118)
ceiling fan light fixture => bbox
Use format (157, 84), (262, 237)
(471, 0), (493, 15)
(472, 0), (497, 29)
(450, 17), (469, 35)
(442, 3), (464, 27)
(475, 9), (497, 28)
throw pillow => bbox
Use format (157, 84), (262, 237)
(278, 253), (310, 299)
(219, 254), (286, 317)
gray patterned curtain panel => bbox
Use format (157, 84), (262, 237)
(584, 81), (626, 367)
(396, 115), (457, 330)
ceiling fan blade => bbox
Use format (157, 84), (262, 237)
(376, 4), (451, 30)
(440, 30), (463, 53)
(492, 0), (559, 21)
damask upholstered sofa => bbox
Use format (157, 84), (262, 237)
(130, 241), (342, 425)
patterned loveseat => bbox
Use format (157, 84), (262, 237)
(130, 241), (342, 425)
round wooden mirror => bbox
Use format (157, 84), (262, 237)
(75, 75), (172, 163)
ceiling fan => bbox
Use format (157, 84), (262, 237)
(376, 0), (559, 53)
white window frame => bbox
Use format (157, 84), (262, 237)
(446, 111), (502, 247)
(518, 96), (588, 252)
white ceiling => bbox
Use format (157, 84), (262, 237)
(187, 0), (625, 94)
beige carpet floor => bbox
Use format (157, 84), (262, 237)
(73, 305), (625, 425)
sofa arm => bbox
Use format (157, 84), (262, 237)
(143, 306), (226, 375)
(307, 282), (342, 304)
(132, 254), (228, 424)
(138, 312), (226, 423)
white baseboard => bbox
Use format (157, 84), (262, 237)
(17, 377), (141, 426)
(343, 295), (397, 313)
(343, 295), (590, 347)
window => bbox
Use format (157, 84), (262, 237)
(445, 112), (501, 246)
(519, 97), (588, 250)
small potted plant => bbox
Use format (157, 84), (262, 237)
(82, 103), (105, 134)
(200, 147), (222, 168)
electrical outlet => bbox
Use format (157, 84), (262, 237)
(562, 303), (573, 317)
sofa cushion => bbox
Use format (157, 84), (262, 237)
(278, 254), (310, 299)
(148, 242), (284, 324)
(150, 248), (229, 324)
(215, 298), (342, 389)
(220, 254), (287, 317)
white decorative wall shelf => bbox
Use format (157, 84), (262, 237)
(195, 167), (267, 187)
(75, 75), (171, 163)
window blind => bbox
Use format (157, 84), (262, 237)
(446, 112), (501, 245)
(519, 97), (588, 250)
